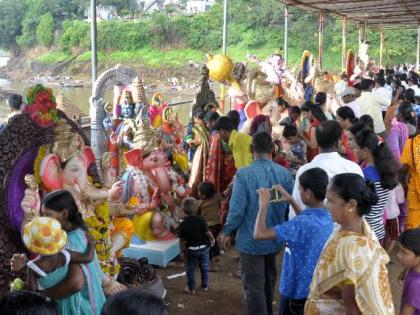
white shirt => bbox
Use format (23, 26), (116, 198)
(357, 91), (390, 134)
(408, 85), (420, 97)
(335, 80), (347, 97)
(343, 100), (361, 118)
(372, 86), (392, 111)
(290, 152), (364, 218)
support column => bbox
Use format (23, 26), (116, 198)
(379, 30), (384, 69)
(221, 0), (228, 112)
(284, 5), (288, 65)
(417, 26), (420, 72)
(318, 12), (324, 71)
(90, 0), (97, 89)
(358, 22), (366, 46)
(342, 17), (347, 72)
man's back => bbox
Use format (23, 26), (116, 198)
(357, 91), (389, 133)
(224, 159), (294, 255)
(290, 152), (363, 216)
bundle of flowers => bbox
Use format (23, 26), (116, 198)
(24, 84), (59, 128)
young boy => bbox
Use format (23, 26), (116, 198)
(179, 197), (215, 294)
(398, 228), (420, 315)
(253, 168), (333, 315)
(279, 105), (302, 128)
(282, 124), (307, 177)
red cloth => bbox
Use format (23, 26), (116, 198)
(305, 119), (320, 162)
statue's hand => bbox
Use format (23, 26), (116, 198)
(108, 181), (123, 202)
(21, 189), (41, 216)
(10, 253), (28, 272)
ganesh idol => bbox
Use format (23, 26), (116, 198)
(21, 118), (134, 277)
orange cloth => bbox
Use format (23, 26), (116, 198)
(400, 136), (420, 229)
(111, 217), (135, 249)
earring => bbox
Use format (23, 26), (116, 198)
(348, 208), (354, 213)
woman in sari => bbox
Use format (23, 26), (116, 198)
(301, 103), (327, 162)
(384, 83), (405, 132)
(305, 173), (394, 315)
(336, 106), (357, 162)
(401, 133), (420, 230)
(204, 111), (236, 193)
(188, 109), (210, 197)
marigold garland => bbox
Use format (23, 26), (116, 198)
(85, 202), (120, 276)
(33, 145), (48, 187)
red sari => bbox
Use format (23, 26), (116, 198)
(205, 131), (236, 193)
(305, 119), (320, 162)
(341, 131), (357, 162)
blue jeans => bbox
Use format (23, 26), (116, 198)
(185, 246), (210, 290)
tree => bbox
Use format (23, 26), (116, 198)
(0, 0), (27, 49)
(36, 13), (54, 47)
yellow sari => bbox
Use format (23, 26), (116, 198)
(400, 135), (420, 229)
(305, 220), (394, 315)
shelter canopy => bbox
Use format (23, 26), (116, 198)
(278, 0), (420, 27)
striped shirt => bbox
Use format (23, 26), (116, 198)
(363, 165), (390, 241)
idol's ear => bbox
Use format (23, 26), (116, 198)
(40, 154), (63, 191)
(124, 149), (143, 168)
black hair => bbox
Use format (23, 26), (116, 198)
(8, 94), (23, 111)
(349, 120), (370, 136)
(360, 79), (374, 91)
(341, 72), (347, 80)
(399, 228), (420, 256)
(336, 106), (356, 123)
(276, 97), (289, 108)
(299, 167), (328, 201)
(354, 129), (398, 189)
(198, 181), (216, 199)
(181, 197), (199, 216)
(314, 92), (327, 106)
(193, 109), (205, 120)
(329, 173), (378, 216)
(404, 88), (416, 104)
(0, 291), (59, 315)
(315, 120), (342, 149)
(214, 116), (234, 132)
(376, 76), (386, 87)
(204, 111), (220, 123)
(310, 105), (327, 122)
(353, 83), (362, 91)
(101, 288), (166, 315)
(42, 190), (87, 230)
(282, 124), (298, 138)
(359, 115), (375, 131)
(408, 76), (419, 85)
(252, 132), (273, 154)
(290, 106), (302, 116)
(301, 101), (314, 112)
(226, 110), (240, 130)
(397, 102), (416, 125)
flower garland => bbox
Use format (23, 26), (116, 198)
(33, 145), (48, 186)
(84, 202), (120, 277)
(24, 84), (59, 128)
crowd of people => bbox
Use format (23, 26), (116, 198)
(1, 64), (420, 315)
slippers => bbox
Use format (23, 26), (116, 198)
(184, 287), (195, 294)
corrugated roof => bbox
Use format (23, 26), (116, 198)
(279, 0), (420, 27)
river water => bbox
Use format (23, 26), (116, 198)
(0, 77), (197, 124)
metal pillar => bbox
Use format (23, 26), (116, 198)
(342, 17), (347, 72)
(91, 0), (97, 90)
(318, 12), (324, 70)
(284, 6), (288, 65)
(417, 26), (420, 72)
(222, 0), (228, 55)
(379, 30), (384, 69)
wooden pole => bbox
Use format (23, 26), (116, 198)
(220, 0), (228, 113)
(284, 6), (288, 65)
(318, 12), (324, 70)
(342, 17), (347, 72)
(90, 0), (97, 89)
(379, 30), (384, 69)
(417, 26), (420, 72)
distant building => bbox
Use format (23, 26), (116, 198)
(85, 5), (117, 21)
(185, 0), (215, 14)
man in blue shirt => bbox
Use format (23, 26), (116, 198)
(254, 167), (334, 315)
(222, 132), (294, 315)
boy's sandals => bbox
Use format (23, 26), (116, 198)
(184, 287), (195, 294)
(201, 287), (208, 292)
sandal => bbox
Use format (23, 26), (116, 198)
(184, 287), (195, 294)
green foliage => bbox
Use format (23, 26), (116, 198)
(36, 13), (54, 47)
(0, 0), (27, 48)
(35, 50), (71, 64)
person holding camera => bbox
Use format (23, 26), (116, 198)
(254, 167), (334, 315)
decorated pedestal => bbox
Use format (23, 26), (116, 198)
(122, 235), (180, 268)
